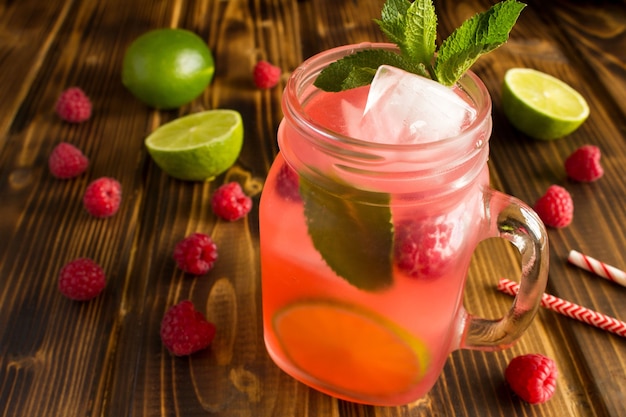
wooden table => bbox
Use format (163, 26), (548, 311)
(1, 0), (625, 415)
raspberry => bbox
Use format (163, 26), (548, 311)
(276, 163), (301, 202)
(533, 185), (573, 228)
(83, 177), (122, 218)
(58, 258), (106, 301)
(253, 60), (281, 89)
(48, 142), (89, 179)
(565, 144), (604, 182)
(505, 353), (558, 404)
(394, 218), (455, 279)
(173, 233), (218, 275)
(211, 182), (253, 221)
(55, 87), (92, 123)
(160, 300), (216, 356)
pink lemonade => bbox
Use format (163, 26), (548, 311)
(260, 73), (492, 406)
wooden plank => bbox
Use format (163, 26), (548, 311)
(547, 0), (626, 116)
(0, 0), (74, 146)
(0, 0), (169, 415)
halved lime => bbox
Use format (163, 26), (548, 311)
(145, 110), (243, 181)
(502, 68), (589, 140)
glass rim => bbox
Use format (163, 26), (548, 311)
(283, 42), (492, 152)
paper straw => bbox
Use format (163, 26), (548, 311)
(497, 278), (626, 338)
(568, 250), (626, 287)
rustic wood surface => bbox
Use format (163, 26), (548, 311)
(1, 0), (625, 416)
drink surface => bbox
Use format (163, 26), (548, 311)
(260, 82), (489, 405)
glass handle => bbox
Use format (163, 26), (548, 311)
(461, 189), (549, 350)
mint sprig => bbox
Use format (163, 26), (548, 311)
(378, 0), (437, 68)
(314, 0), (525, 91)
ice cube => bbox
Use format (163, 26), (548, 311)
(355, 65), (476, 145)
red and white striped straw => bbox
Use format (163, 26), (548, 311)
(568, 250), (626, 287)
(497, 278), (626, 338)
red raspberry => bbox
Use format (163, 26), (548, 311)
(48, 142), (89, 179)
(533, 185), (573, 228)
(253, 60), (281, 89)
(83, 177), (122, 218)
(160, 300), (216, 356)
(55, 87), (92, 123)
(58, 258), (106, 301)
(276, 163), (301, 202)
(565, 145), (604, 182)
(505, 353), (558, 404)
(394, 218), (456, 279)
(211, 182), (252, 221)
(173, 233), (218, 275)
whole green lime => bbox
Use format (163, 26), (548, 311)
(122, 28), (215, 109)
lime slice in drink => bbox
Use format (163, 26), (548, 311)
(145, 110), (243, 181)
(502, 68), (589, 140)
(273, 300), (430, 399)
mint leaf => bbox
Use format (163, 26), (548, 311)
(434, 0), (525, 85)
(403, 0), (437, 69)
(374, 0), (436, 75)
(375, 0), (411, 46)
(299, 175), (393, 291)
(342, 67), (379, 90)
(314, 49), (427, 92)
